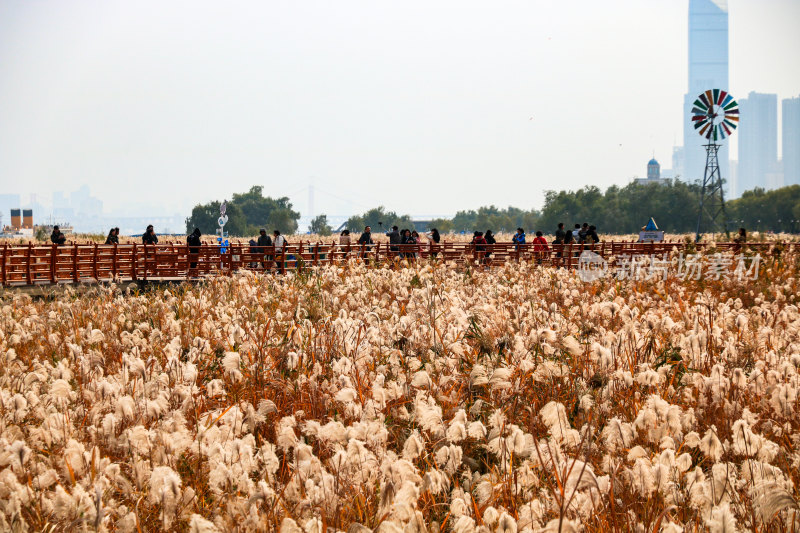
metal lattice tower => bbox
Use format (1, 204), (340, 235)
(694, 141), (728, 241)
(690, 89), (739, 242)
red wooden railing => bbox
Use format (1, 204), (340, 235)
(0, 241), (794, 287)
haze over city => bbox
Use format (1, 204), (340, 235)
(1, 0), (799, 232)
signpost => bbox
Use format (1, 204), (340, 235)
(638, 217), (664, 242)
(217, 201), (229, 260)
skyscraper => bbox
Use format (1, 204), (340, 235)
(683, 0), (729, 191)
(783, 95), (800, 187)
(738, 92), (778, 193)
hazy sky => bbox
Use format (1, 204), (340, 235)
(1, 0), (799, 221)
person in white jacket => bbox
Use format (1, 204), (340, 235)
(272, 230), (286, 271)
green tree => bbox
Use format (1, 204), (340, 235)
(186, 187), (301, 237)
(309, 214), (333, 236)
(186, 201), (248, 236)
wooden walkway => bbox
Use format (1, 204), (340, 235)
(0, 241), (792, 288)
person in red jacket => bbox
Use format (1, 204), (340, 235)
(532, 231), (549, 265)
(471, 231), (488, 265)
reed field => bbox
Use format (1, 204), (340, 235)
(0, 249), (799, 531)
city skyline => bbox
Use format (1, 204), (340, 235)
(1, 0), (799, 228)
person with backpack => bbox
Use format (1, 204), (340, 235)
(472, 231), (488, 265)
(586, 225), (600, 245)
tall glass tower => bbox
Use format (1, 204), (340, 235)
(683, 0), (730, 193)
(738, 92), (778, 194)
(783, 96), (800, 187)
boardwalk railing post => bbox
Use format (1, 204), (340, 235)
(26, 242), (33, 285)
(112, 243), (118, 280)
(72, 243), (79, 283)
(51, 244), (57, 283)
(142, 245), (148, 282)
(132, 244), (138, 281)
(93, 243), (99, 281)
(1, 244), (7, 287)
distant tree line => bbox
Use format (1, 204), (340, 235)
(342, 183), (800, 236)
(187, 183), (800, 237)
(185, 186), (301, 236)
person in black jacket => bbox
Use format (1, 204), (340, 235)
(427, 228), (441, 258)
(257, 229), (273, 269)
(357, 226), (373, 262)
(187, 228), (202, 269)
(554, 222), (566, 258)
(142, 225), (158, 245)
(105, 228), (117, 245)
(386, 225), (401, 257)
(50, 226), (66, 245)
(484, 230), (496, 264)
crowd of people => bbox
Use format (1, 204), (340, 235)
(50, 222), (602, 253)
(46, 222), (602, 271)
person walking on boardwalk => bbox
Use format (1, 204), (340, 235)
(256, 229), (272, 269)
(357, 226), (373, 262)
(50, 225), (66, 245)
(578, 223), (589, 243)
(484, 230), (496, 265)
(187, 228), (202, 269)
(338, 229), (352, 259)
(572, 224), (581, 242)
(386, 225), (401, 257)
(105, 228), (118, 245)
(553, 222), (566, 258)
(733, 227), (747, 253)
(272, 230), (286, 271)
(512, 228), (526, 252)
(407, 230), (420, 260)
(554, 223), (566, 244)
(143, 225), (158, 245)
(472, 231), (488, 265)
(586, 225), (600, 244)
(532, 231), (549, 264)
(426, 228), (441, 258)
(563, 225), (574, 245)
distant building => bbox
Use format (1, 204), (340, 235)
(783, 95), (800, 187)
(0, 194), (21, 227)
(634, 158), (670, 186)
(671, 146), (685, 179)
(729, 160), (738, 198)
(683, 0), (730, 192)
(738, 91), (779, 193)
